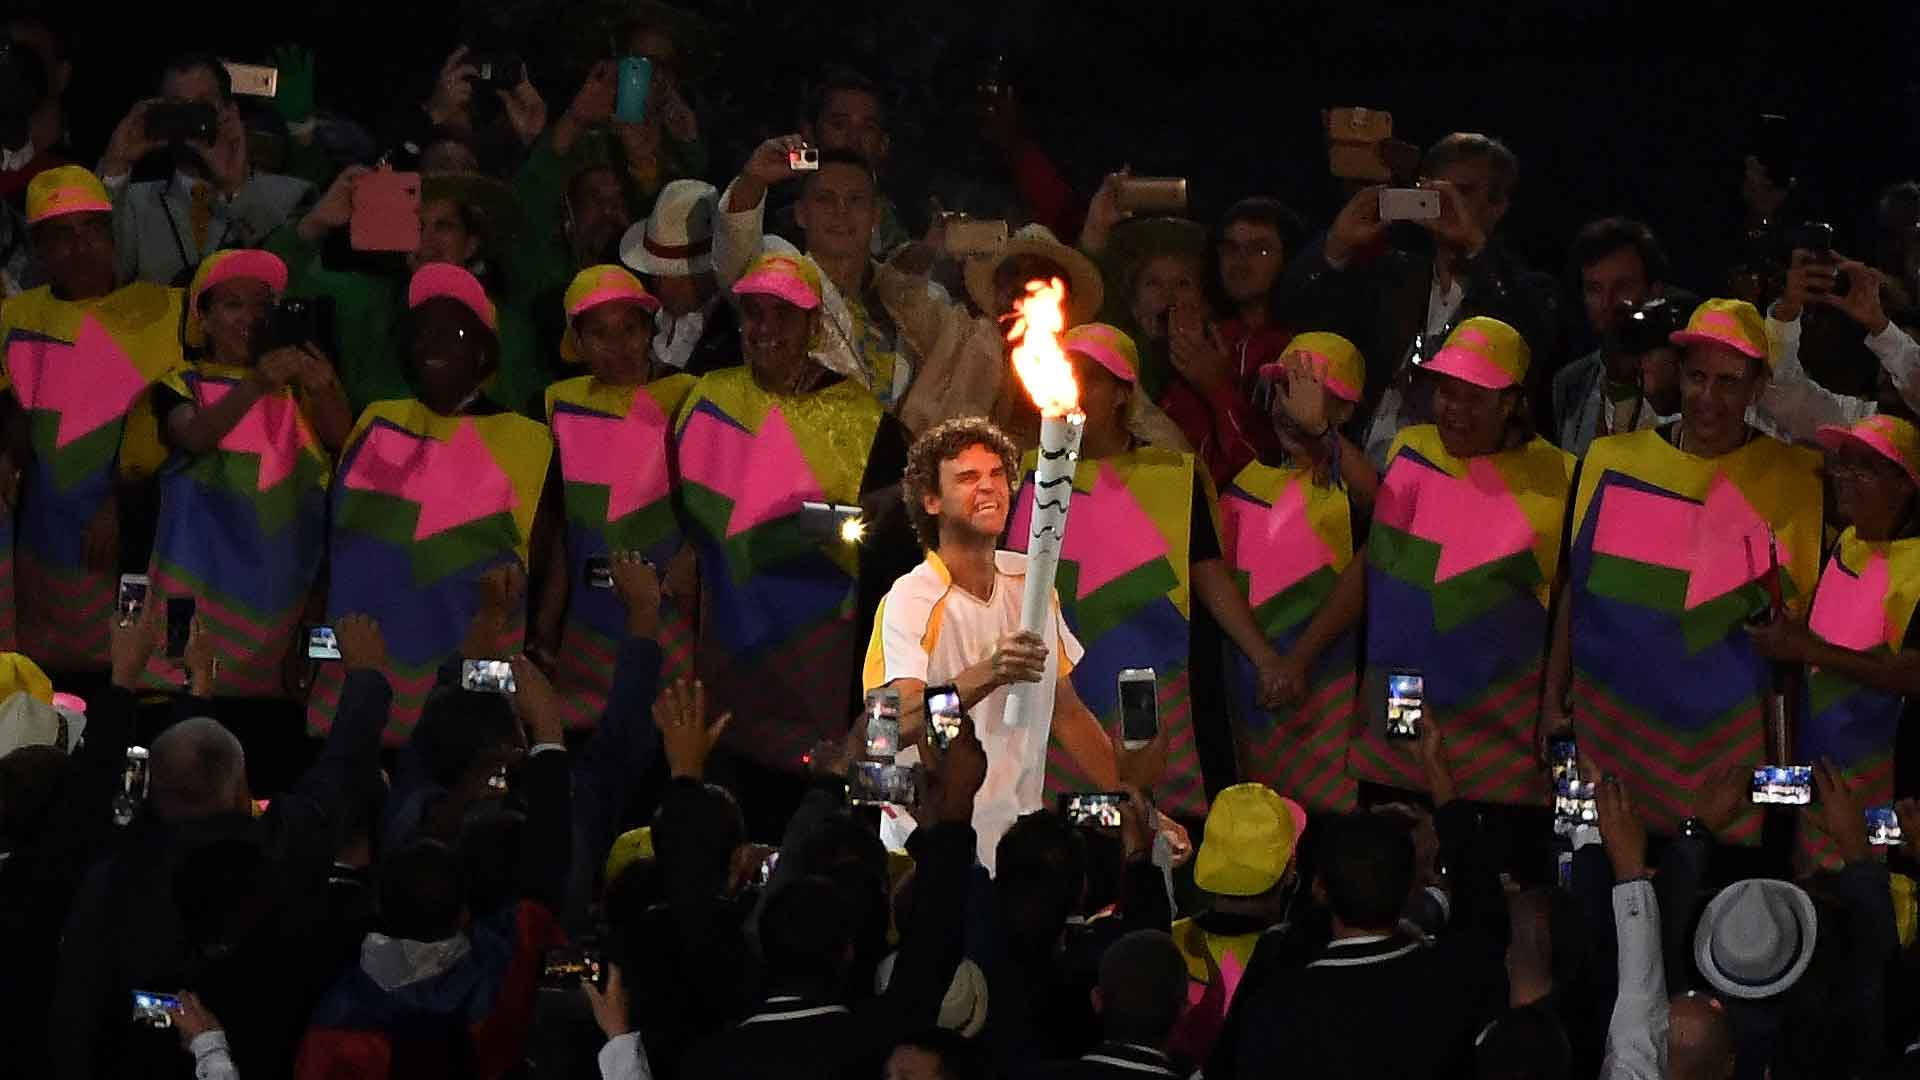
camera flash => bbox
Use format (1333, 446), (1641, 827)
(840, 517), (867, 543)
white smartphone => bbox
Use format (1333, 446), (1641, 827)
(1379, 187), (1441, 222)
(116, 573), (150, 623)
(222, 61), (279, 98)
(1118, 668), (1158, 749)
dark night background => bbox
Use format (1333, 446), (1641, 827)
(21, 1), (1920, 301)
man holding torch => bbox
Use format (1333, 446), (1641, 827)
(866, 283), (1131, 869)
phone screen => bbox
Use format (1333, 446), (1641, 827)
(117, 574), (149, 622)
(584, 555), (613, 589)
(165, 597), (196, 659)
(540, 943), (605, 989)
(1549, 735), (1595, 835)
(1751, 765), (1814, 805)
(1060, 791), (1126, 829)
(1118, 669), (1158, 744)
(925, 684), (963, 751)
(461, 659), (517, 695)
(1867, 804), (1903, 845)
(131, 990), (180, 1028)
(864, 688), (901, 759)
(849, 759), (917, 807)
(306, 625), (341, 661)
(1385, 671), (1424, 739)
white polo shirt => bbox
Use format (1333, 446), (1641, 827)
(865, 549), (1083, 872)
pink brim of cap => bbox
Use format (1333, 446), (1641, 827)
(1067, 339), (1135, 384)
(1670, 311), (1764, 359)
(1278, 794), (1309, 842)
(409, 263), (497, 331)
(28, 187), (113, 225)
(198, 250), (289, 303)
(1256, 350), (1360, 403)
(1814, 424), (1920, 488)
(732, 269), (819, 310)
(568, 283), (661, 319)
(1424, 344), (1516, 390)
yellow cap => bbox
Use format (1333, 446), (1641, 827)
(1671, 298), (1771, 369)
(26, 165), (112, 226)
(602, 825), (655, 886)
(1425, 316), (1531, 390)
(0, 652), (54, 704)
(1193, 783), (1306, 896)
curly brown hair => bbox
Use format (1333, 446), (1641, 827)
(901, 417), (1021, 550)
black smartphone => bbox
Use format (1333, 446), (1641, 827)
(1118, 668), (1158, 747)
(144, 102), (217, 144)
(1059, 791), (1127, 829)
(306, 624), (341, 661)
(864, 687), (901, 759)
(117, 573), (149, 623)
(1868, 804), (1904, 846)
(461, 659), (517, 694)
(1752, 113), (1794, 188)
(584, 555), (613, 589)
(925, 683), (963, 751)
(1385, 670), (1424, 740)
(468, 52), (524, 90)
(1751, 764), (1814, 806)
(848, 760), (917, 807)
(166, 597), (195, 659)
(263, 295), (336, 355)
(540, 942), (605, 988)
(1549, 735), (1596, 836)
(131, 989), (180, 1028)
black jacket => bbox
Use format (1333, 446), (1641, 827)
(678, 820), (977, 1080)
(1020, 1041), (1185, 1080)
(50, 669), (391, 1080)
(1277, 231), (1566, 434)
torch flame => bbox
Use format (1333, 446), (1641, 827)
(1007, 278), (1079, 417)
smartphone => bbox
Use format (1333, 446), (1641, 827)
(485, 763), (509, 792)
(469, 53), (524, 90)
(1868, 804), (1904, 846)
(263, 295), (336, 354)
(131, 989), (180, 1029)
(1751, 764), (1814, 806)
(864, 687), (901, 760)
(614, 55), (653, 125)
(1385, 670), (1424, 740)
(754, 848), (781, 887)
(1114, 177), (1188, 215)
(144, 102), (217, 144)
(925, 683), (963, 751)
(1118, 668), (1158, 749)
(1753, 113), (1794, 188)
(461, 658), (517, 695)
(306, 625), (341, 661)
(945, 217), (1009, 258)
(848, 759), (918, 807)
(1060, 791), (1127, 829)
(1548, 735), (1596, 836)
(117, 573), (150, 623)
(113, 746), (149, 827)
(788, 146), (820, 171)
(349, 169), (422, 253)
(540, 942), (605, 988)
(1379, 187), (1442, 222)
(166, 597), (195, 660)
(584, 555), (614, 590)
(1326, 106), (1393, 182)
(799, 500), (866, 543)
(222, 60), (279, 98)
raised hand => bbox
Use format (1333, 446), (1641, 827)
(654, 677), (732, 780)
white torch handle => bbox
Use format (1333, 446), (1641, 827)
(1004, 412), (1083, 729)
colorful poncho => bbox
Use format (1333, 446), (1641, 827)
(1354, 426), (1572, 806)
(545, 373), (696, 728)
(309, 401), (552, 741)
(145, 364), (332, 696)
(1798, 527), (1920, 867)
(1569, 428), (1822, 841)
(0, 282), (180, 670)
(675, 368), (883, 771)
(1007, 446), (1208, 818)
(1217, 460), (1358, 812)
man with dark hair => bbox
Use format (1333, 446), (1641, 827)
(869, 417), (1120, 870)
(95, 52), (314, 285)
(1279, 130), (1561, 466)
(678, 714), (985, 1078)
(1223, 811), (1507, 1078)
(1552, 217), (1674, 454)
(791, 66), (908, 257)
(1023, 929), (1191, 1078)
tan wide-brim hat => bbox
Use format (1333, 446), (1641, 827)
(964, 223), (1104, 325)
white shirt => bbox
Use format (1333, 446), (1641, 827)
(866, 550), (1083, 872)
(1755, 307), (1920, 442)
(651, 293), (723, 372)
(1600, 879), (1667, 1080)
(597, 1032), (655, 1080)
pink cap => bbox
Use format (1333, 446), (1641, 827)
(731, 253), (824, 311)
(408, 263), (498, 331)
(1063, 323), (1139, 384)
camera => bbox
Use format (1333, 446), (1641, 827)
(788, 146), (820, 172)
(263, 296), (336, 355)
(1606, 294), (1693, 357)
(467, 53), (524, 90)
(1787, 221), (1851, 297)
(144, 102), (218, 144)
(540, 942), (605, 988)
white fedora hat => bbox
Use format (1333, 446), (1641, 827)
(620, 179), (718, 277)
(1694, 878), (1818, 1000)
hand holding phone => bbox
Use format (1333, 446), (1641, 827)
(1118, 668), (1159, 749)
(131, 990), (181, 1029)
(614, 56), (653, 125)
(864, 687), (902, 760)
(306, 625), (341, 661)
(1751, 764), (1814, 805)
(1114, 178), (1188, 215)
(1059, 791), (1126, 829)
(1379, 187), (1441, 223)
(925, 684), (963, 751)
(117, 573), (150, 625)
(1384, 670), (1424, 740)
(461, 658), (517, 694)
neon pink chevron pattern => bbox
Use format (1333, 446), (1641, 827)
(7, 316), (152, 447)
(1573, 672), (1764, 844)
(1592, 476), (1782, 609)
(1235, 672), (1357, 812)
(1219, 483), (1334, 608)
(198, 382), (313, 492)
(679, 405), (823, 537)
(1007, 462), (1170, 601)
(554, 389), (671, 523)
(1808, 551), (1891, 653)
(343, 421), (517, 541)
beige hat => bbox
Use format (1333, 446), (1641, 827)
(0, 690), (65, 759)
(621, 179), (719, 277)
(964, 224), (1104, 325)
(874, 951), (989, 1037)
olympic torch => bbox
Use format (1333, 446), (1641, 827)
(1003, 278), (1083, 729)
